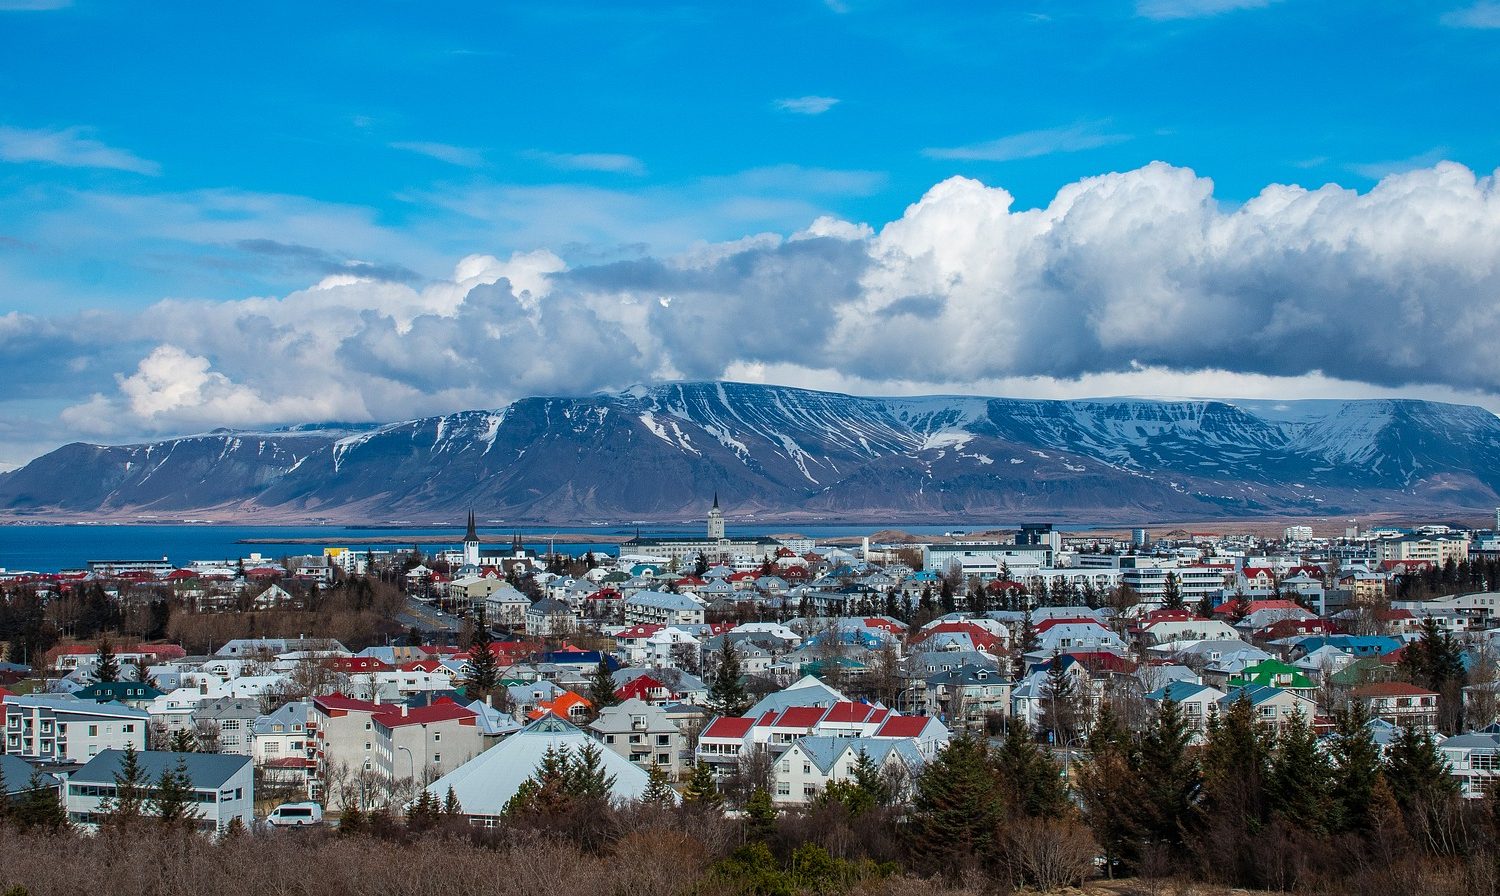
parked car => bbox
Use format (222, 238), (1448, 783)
(266, 801), (323, 827)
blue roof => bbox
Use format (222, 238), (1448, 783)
(1147, 680), (1217, 702)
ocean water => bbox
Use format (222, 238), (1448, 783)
(0, 521), (1042, 573)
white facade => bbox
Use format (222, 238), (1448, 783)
(66, 749), (254, 836)
(3, 695), (148, 762)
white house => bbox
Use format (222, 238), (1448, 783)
(66, 749), (254, 835)
(624, 591), (706, 627)
(3, 695), (148, 762)
(772, 736), (922, 807)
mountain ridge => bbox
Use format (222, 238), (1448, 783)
(3, 382), (1498, 524)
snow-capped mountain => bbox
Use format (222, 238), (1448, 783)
(3, 382), (1499, 522)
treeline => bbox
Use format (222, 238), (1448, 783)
(1394, 555), (1500, 601)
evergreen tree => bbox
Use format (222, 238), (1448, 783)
(1135, 699), (1200, 852)
(1401, 618), (1468, 733)
(566, 741), (617, 800)
(464, 611), (500, 698)
(338, 803), (367, 836)
(406, 788), (440, 832)
(101, 741), (149, 828)
(1385, 724), (1459, 823)
(1161, 573), (1183, 611)
(1198, 692), (1272, 882)
(151, 757), (201, 830)
(168, 728), (197, 753)
(745, 787), (777, 841)
(850, 748), (893, 809)
(641, 764), (676, 807)
(441, 785), (463, 818)
(1012, 610), (1038, 680)
(12, 771), (66, 832)
(707, 639), (750, 717)
(1077, 708), (1141, 877)
(92, 633), (120, 684)
(908, 736), (1003, 875)
(995, 719), (1068, 819)
(1039, 653), (1079, 746)
(1328, 701), (1383, 834)
(683, 761), (724, 813)
(586, 659), (620, 715)
(1268, 707), (1332, 833)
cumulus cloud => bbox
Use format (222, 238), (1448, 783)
(15, 160), (1500, 449)
(774, 96), (840, 115)
(0, 125), (159, 174)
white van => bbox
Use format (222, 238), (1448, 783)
(266, 801), (324, 827)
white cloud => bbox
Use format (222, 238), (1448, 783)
(390, 141), (486, 167)
(773, 96), (840, 115)
(1442, 3), (1500, 28)
(923, 123), (1129, 162)
(1136, 0), (1281, 20)
(0, 125), (159, 175)
(13, 160), (1500, 454)
(1348, 147), (1450, 180)
(525, 150), (647, 176)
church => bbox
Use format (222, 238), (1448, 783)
(620, 495), (779, 566)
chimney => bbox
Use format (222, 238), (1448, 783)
(484, 694), (492, 708)
(400, 704), (409, 718)
(374, 692), (382, 705)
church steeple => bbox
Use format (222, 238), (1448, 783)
(707, 493), (725, 541)
(464, 509), (478, 543)
(463, 510), (480, 567)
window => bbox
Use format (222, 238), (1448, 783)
(803, 763), (811, 775)
(365, 742), (372, 751)
(776, 782), (790, 795)
(265, 742), (280, 754)
(433, 753), (441, 763)
(88, 724), (99, 737)
(434, 732), (441, 742)
(221, 719), (242, 730)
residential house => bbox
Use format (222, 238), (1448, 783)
(588, 697), (690, 778)
(772, 736), (922, 807)
(3, 694), (147, 762)
(1353, 681), (1440, 730)
(624, 591), (707, 627)
(66, 749), (253, 835)
(190, 696), (262, 755)
(371, 700), (483, 783)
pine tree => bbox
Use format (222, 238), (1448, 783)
(642, 764), (676, 806)
(683, 761), (724, 813)
(1135, 699), (1200, 852)
(1268, 707), (1332, 833)
(151, 757), (201, 831)
(908, 736), (1003, 875)
(12, 771), (66, 832)
(465, 612), (500, 698)
(1385, 725), (1459, 817)
(441, 785), (463, 818)
(995, 719), (1068, 819)
(586, 659), (620, 714)
(1077, 712), (1142, 877)
(338, 802), (367, 836)
(745, 786), (777, 841)
(101, 741), (149, 828)
(566, 741), (617, 800)
(1012, 610), (1038, 680)
(168, 728), (197, 753)
(406, 788), (440, 832)
(850, 748), (893, 809)
(1039, 653), (1079, 746)
(93, 633), (120, 684)
(1198, 692), (1272, 882)
(707, 639), (750, 717)
(1161, 572), (1183, 610)
(1328, 701), (1383, 834)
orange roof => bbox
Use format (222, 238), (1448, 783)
(526, 691), (592, 720)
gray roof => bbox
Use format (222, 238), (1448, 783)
(0, 755), (61, 795)
(73, 749), (250, 788)
(625, 590), (704, 612)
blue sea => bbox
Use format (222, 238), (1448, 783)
(0, 522), (1054, 573)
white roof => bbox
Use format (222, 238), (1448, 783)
(421, 714), (658, 816)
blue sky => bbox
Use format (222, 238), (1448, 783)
(1, 0), (1499, 467)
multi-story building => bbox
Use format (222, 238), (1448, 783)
(1353, 681), (1440, 730)
(250, 700), (315, 788)
(1379, 535), (1470, 567)
(190, 696), (262, 755)
(3, 695), (147, 762)
(370, 700), (483, 783)
(624, 591), (706, 627)
(588, 697), (691, 778)
(771, 736), (923, 807)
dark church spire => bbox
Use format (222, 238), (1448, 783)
(464, 509), (478, 543)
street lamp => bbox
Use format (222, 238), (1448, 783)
(396, 745), (415, 782)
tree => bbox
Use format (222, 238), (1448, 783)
(441, 785), (463, 818)
(745, 787), (777, 841)
(586, 659), (620, 716)
(168, 728), (198, 753)
(11, 771), (66, 832)
(1039, 653), (1080, 746)
(101, 741), (149, 829)
(1012, 610), (1038, 680)
(1161, 573), (1183, 611)
(464, 611), (500, 698)
(92, 633), (120, 684)
(1197, 692), (1272, 882)
(707, 639), (750, 717)
(850, 748), (893, 809)
(1385, 724), (1461, 852)
(405, 788), (440, 832)
(150, 756), (202, 831)
(908, 736), (1003, 876)
(1134, 699), (1200, 853)
(682, 761), (724, 813)
(566, 740), (617, 800)
(1328, 701), (1383, 834)
(995, 719), (1068, 819)
(641, 764), (676, 807)
(1268, 707), (1332, 833)
(1401, 617), (1468, 733)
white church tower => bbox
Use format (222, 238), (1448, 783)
(463, 510), (481, 567)
(707, 493), (725, 541)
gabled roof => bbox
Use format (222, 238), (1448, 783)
(74, 749), (249, 788)
(701, 716), (755, 739)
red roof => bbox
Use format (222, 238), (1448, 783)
(313, 694), (383, 715)
(374, 700), (476, 728)
(327, 657), (390, 673)
(874, 715), (930, 738)
(615, 624), (663, 640)
(1214, 598), (1303, 616)
(164, 569), (199, 581)
(770, 706), (826, 729)
(399, 659), (448, 673)
(616, 675), (671, 702)
(701, 716), (755, 739)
